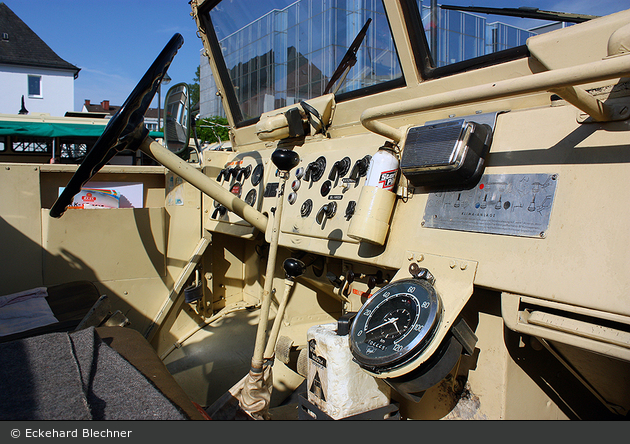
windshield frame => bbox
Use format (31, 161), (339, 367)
(400, 0), (531, 81)
(197, 0), (407, 129)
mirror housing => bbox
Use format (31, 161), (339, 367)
(163, 82), (190, 157)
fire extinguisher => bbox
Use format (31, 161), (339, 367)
(364, 141), (399, 191)
(348, 141), (400, 246)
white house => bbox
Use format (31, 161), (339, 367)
(0, 3), (79, 116)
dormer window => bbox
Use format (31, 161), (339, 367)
(1, 32), (8, 41)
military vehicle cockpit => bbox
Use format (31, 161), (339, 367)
(1, 0), (629, 420)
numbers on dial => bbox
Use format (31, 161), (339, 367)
(349, 278), (441, 371)
(364, 296), (416, 344)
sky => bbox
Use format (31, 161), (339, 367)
(5, 0), (202, 112)
(4, 0), (628, 113)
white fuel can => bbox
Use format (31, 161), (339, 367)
(306, 323), (390, 419)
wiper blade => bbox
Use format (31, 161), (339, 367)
(324, 18), (372, 95)
(439, 5), (599, 23)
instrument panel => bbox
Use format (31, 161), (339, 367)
(203, 141), (382, 245)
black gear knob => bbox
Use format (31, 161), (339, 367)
(272, 149), (300, 172)
(283, 258), (306, 279)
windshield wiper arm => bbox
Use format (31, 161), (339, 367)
(324, 18), (372, 95)
(439, 5), (599, 23)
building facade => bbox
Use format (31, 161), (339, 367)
(0, 3), (79, 116)
(200, 0), (539, 120)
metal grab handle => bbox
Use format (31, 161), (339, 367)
(361, 53), (630, 141)
(140, 138), (268, 232)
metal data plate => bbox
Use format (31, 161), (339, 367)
(423, 173), (558, 238)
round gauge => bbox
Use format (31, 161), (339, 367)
(245, 189), (257, 207)
(230, 182), (242, 198)
(349, 278), (441, 374)
(251, 164), (264, 186)
(320, 180), (332, 197)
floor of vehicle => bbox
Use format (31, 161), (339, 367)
(163, 308), (306, 413)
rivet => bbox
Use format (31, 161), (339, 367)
(449, 260), (457, 269)
(416, 254), (424, 262)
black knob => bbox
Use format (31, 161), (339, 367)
(211, 205), (227, 219)
(272, 149), (300, 172)
(367, 275), (377, 290)
(345, 269), (355, 284)
(283, 258), (306, 279)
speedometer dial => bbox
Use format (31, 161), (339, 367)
(349, 278), (441, 374)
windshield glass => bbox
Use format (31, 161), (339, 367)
(206, 0), (403, 123)
(416, 0), (624, 69)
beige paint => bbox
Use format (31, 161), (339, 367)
(0, 165), (44, 293)
(0, 0), (628, 420)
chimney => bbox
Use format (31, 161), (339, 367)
(101, 100), (110, 110)
(84, 99), (91, 108)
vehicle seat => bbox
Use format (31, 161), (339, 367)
(0, 325), (208, 420)
(0, 280), (102, 343)
(95, 326), (208, 420)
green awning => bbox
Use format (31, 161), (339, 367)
(0, 120), (163, 139)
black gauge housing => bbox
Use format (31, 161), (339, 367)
(349, 278), (441, 374)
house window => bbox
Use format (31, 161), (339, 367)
(28, 75), (42, 98)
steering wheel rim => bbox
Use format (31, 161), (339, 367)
(50, 33), (184, 218)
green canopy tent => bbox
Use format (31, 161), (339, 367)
(0, 119), (163, 139)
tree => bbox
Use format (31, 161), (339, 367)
(196, 116), (230, 143)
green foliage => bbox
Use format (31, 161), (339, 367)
(196, 116), (230, 143)
(187, 65), (229, 144)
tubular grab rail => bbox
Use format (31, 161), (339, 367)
(361, 53), (630, 142)
(140, 138), (269, 233)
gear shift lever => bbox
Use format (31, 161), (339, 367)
(263, 258), (306, 361)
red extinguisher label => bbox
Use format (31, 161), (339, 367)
(378, 169), (398, 190)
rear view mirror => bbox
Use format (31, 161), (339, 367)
(163, 83), (190, 157)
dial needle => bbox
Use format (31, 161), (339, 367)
(365, 317), (398, 334)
